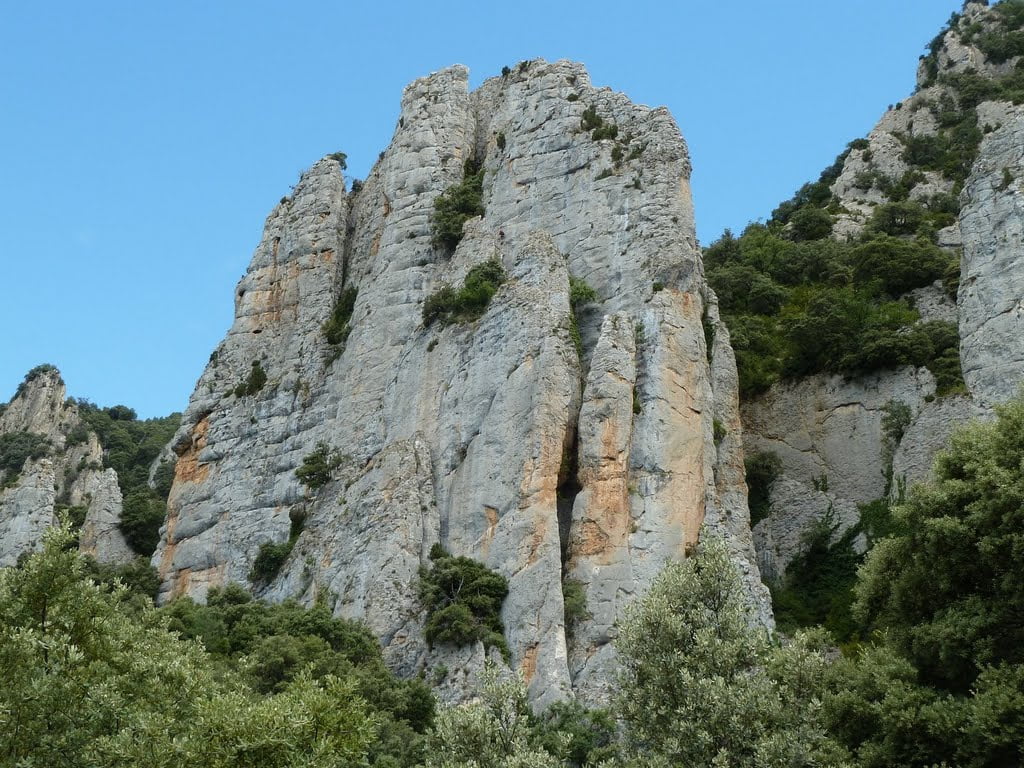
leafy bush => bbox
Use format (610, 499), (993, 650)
(789, 206), (833, 241)
(616, 537), (847, 766)
(250, 540), (294, 584)
(323, 286), (357, 347)
(431, 159), (484, 250)
(250, 507), (307, 584)
(852, 234), (954, 295)
(233, 360), (267, 397)
(0, 525), (383, 767)
(82, 554), (162, 602)
(422, 259), (506, 327)
(419, 547), (509, 658)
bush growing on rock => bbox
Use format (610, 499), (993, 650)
(323, 286), (358, 347)
(419, 546), (509, 658)
(431, 159), (485, 250)
(422, 259), (506, 327)
(233, 360), (267, 398)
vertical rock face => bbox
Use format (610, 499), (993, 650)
(154, 60), (768, 705)
(959, 104), (1024, 408)
(0, 368), (132, 566)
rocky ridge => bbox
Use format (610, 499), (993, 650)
(745, 0), (1024, 577)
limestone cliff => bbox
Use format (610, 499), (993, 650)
(0, 367), (132, 566)
(745, 0), (1024, 577)
(152, 60), (769, 705)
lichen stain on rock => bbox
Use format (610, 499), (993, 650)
(521, 643), (540, 684)
(479, 505), (499, 557)
(173, 416), (211, 486)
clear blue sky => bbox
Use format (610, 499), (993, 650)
(0, 1), (960, 417)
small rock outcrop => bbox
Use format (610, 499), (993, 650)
(0, 367), (132, 566)
(153, 60), (769, 705)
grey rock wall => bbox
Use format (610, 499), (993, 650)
(153, 60), (768, 705)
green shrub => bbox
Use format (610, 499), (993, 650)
(580, 105), (602, 132)
(431, 159), (485, 250)
(234, 361), (267, 398)
(327, 151), (347, 169)
(580, 105), (618, 141)
(323, 286), (358, 346)
(250, 540), (294, 584)
(496, 132), (506, 150)
(591, 123), (618, 141)
(419, 547), (509, 658)
(82, 554), (162, 602)
(422, 259), (506, 327)
(567, 276), (598, 356)
(562, 577), (590, 634)
(713, 418), (727, 445)
(295, 443), (341, 490)
(745, 451), (781, 526)
(152, 459), (176, 499)
(855, 393), (1024, 693)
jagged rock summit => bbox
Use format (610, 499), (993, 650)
(152, 59), (769, 705)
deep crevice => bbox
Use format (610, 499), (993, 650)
(557, 424), (582, 569)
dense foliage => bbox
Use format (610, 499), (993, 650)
(615, 538), (847, 767)
(423, 259), (506, 327)
(6, 394), (1024, 766)
(855, 394), (1024, 693)
(697, 12), (1024, 399)
(744, 450), (781, 526)
(705, 221), (963, 398)
(74, 400), (181, 557)
(568, 276), (598, 356)
(431, 159), (485, 250)
(0, 525), (382, 767)
(770, 514), (862, 642)
(420, 545), (509, 658)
